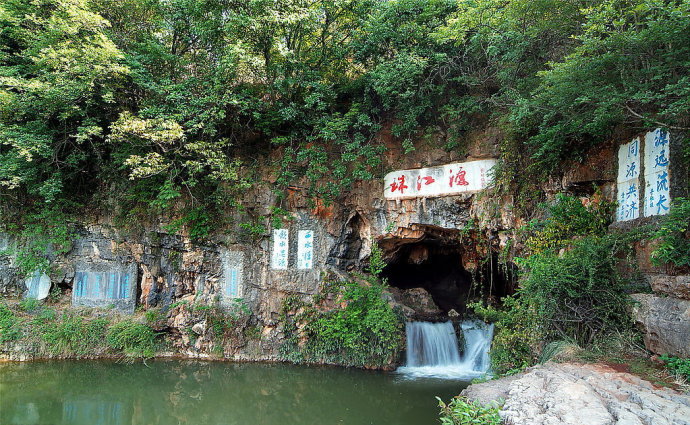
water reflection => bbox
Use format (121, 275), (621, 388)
(63, 400), (124, 424)
(0, 360), (468, 425)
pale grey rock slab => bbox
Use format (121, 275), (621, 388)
(461, 362), (690, 425)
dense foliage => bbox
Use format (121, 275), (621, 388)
(437, 396), (502, 425)
(106, 319), (158, 357)
(660, 355), (690, 381)
(523, 192), (614, 254)
(651, 198), (690, 269)
(280, 277), (404, 368)
(473, 195), (640, 373)
(0, 302), (21, 343)
(2, 0), (689, 266)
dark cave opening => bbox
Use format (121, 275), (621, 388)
(380, 238), (515, 316)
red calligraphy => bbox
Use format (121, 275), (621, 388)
(416, 175), (436, 190)
(390, 175), (408, 193)
(449, 168), (469, 187)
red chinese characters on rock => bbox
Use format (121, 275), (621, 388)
(448, 168), (469, 187)
(389, 175), (409, 193)
(416, 175), (436, 191)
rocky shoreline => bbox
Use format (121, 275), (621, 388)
(462, 362), (690, 425)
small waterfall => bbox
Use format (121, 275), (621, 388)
(458, 320), (494, 373)
(397, 320), (494, 380)
(405, 321), (461, 367)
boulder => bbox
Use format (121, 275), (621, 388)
(462, 362), (690, 425)
(24, 271), (51, 300)
(631, 293), (690, 357)
(388, 287), (442, 317)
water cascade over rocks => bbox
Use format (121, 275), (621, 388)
(397, 320), (494, 379)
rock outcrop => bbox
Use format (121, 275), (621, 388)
(462, 362), (690, 425)
(632, 293), (690, 358)
(650, 275), (690, 301)
(0, 126), (686, 366)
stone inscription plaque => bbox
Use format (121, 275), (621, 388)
(384, 159), (496, 200)
(25, 270), (51, 300)
(71, 263), (137, 312)
(643, 128), (671, 217)
(297, 230), (314, 270)
(271, 229), (289, 270)
(616, 137), (641, 221)
(616, 128), (672, 222)
(221, 249), (243, 300)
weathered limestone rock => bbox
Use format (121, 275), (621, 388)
(632, 294), (690, 357)
(0, 234), (22, 297)
(2, 127), (680, 366)
(650, 275), (690, 300)
(465, 126), (502, 159)
(633, 238), (666, 275)
(561, 145), (616, 192)
(191, 322), (206, 335)
(462, 363), (690, 425)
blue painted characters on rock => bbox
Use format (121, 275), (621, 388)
(643, 128), (671, 217)
(623, 183), (639, 219)
(73, 271), (132, 300)
(616, 137), (641, 221)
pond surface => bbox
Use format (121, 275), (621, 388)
(0, 360), (469, 425)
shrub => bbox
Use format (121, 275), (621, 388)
(473, 193), (641, 373)
(368, 242), (387, 277)
(474, 234), (637, 373)
(281, 279), (404, 368)
(0, 303), (22, 343)
(19, 298), (41, 313)
(437, 396), (502, 425)
(144, 308), (165, 325)
(651, 198), (690, 269)
(524, 193), (614, 254)
(660, 355), (690, 381)
(517, 235), (634, 345)
(106, 320), (158, 358)
(470, 297), (538, 374)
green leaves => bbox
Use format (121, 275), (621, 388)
(280, 279), (404, 368)
(106, 320), (158, 358)
(660, 354), (690, 380)
(437, 396), (502, 425)
(0, 302), (22, 343)
(0, 0), (128, 223)
(524, 193), (615, 254)
(516, 0), (690, 173)
(1, 0), (687, 238)
(651, 198), (690, 268)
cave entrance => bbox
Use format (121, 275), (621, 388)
(379, 227), (515, 317)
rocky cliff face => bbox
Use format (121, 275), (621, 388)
(0, 126), (687, 364)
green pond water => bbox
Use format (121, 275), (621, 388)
(0, 360), (469, 425)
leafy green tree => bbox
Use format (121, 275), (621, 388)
(512, 0), (690, 172)
(0, 0), (128, 206)
(1, 0), (687, 240)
